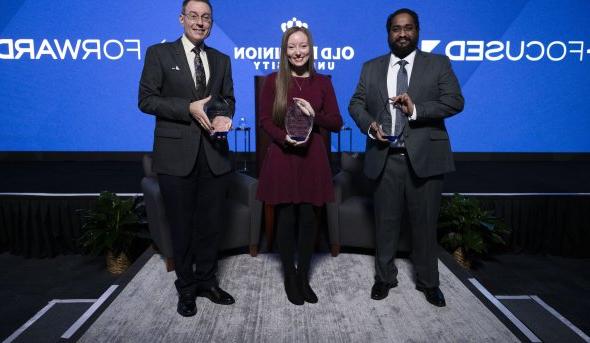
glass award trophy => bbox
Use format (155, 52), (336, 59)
(379, 111), (401, 143)
(285, 100), (313, 142)
(206, 96), (230, 138)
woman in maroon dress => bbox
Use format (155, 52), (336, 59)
(257, 26), (343, 305)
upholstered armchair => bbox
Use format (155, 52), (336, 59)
(326, 153), (411, 256)
(141, 155), (262, 271)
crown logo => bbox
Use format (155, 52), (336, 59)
(280, 17), (308, 32)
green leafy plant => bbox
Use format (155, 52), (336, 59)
(78, 191), (142, 256)
(438, 194), (510, 258)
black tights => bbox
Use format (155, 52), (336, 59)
(275, 203), (316, 277)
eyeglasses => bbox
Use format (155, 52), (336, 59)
(390, 25), (416, 34)
(183, 12), (212, 24)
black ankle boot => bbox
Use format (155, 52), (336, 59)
(284, 274), (304, 305)
(297, 273), (318, 303)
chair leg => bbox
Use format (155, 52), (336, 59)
(330, 244), (340, 257)
(165, 258), (175, 272)
(249, 244), (258, 257)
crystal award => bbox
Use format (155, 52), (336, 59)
(379, 110), (401, 143)
(285, 101), (313, 142)
(206, 96), (230, 138)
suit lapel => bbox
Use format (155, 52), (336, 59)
(173, 38), (200, 100)
(376, 54), (390, 115)
(205, 46), (216, 96)
(408, 50), (427, 98)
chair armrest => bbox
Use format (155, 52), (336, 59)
(227, 172), (256, 207)
(333, 171), (353, 202)
(227, 172), (262, 246)
(326, 201), (340, 246)
(141, 176), (173, 258)
(142, 154), (156, 177)
(326, 171), (353, 246)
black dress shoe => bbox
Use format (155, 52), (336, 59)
(371, 280), (398, 300)
(297, 274), (318, 303)
(284, 274), (304, 305)
(197, 285), (235, 305)
(177, 291), (197, 317)
(416, 286), (446, 307)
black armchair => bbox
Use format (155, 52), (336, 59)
(326, 153), (411, 256)
(141, 155), (262, 272)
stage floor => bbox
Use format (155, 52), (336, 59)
(78, 253), (517, 343)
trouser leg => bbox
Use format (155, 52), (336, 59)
(192, 146), (228, 290)
(406, 162), (443, 288)
(158, 170), (199, 292)
(373, 154), (406, 284)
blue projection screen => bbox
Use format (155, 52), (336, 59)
(1, 1), (589, 152)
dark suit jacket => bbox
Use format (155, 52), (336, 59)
(349, 50), (464, 179)
(138, 38), (235, 177)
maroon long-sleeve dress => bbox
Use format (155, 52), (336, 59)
(256, 72), (343, 206)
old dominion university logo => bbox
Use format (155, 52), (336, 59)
(233, 17), (355, 71)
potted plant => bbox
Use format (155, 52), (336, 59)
(438, 193), (510, 269)
(78, 191), (142, 274)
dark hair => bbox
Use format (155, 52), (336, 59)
(182, 0), (213, 16)
(386, 8), (419, 32)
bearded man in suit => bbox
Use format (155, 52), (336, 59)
(138, 0), (235, 317)
(349, 8), (464, 307)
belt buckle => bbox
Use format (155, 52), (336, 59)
(389, 147), (406, 156)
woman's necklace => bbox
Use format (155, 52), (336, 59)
(293, 77), (304, 91)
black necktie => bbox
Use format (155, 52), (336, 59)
(394, 59), (408, 137)
(192, 46), (206, 98)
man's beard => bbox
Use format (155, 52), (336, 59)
(389, 35), (418, 58)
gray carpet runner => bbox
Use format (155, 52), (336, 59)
(79, 253), (517, 342)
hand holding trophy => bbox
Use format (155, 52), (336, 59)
(285, 98), (313, 146)
(378, 107), (404, 145)
(206, 96), (232, 139)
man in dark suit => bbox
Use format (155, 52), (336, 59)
(138, 0), (235, 317)
(349, 8), (464, 307)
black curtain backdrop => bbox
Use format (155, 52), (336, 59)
(480, 196), (590, 258)
(0, 196), (96, 257)
(1, 195), (589, 258)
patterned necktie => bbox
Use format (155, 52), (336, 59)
(192, 46), (206, 98)
(394, 59), (408, 137)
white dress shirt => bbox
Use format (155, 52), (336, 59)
(181, 34), (210, 87)
(368, 50), (417, 139)
(387, 50), (417, 123)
